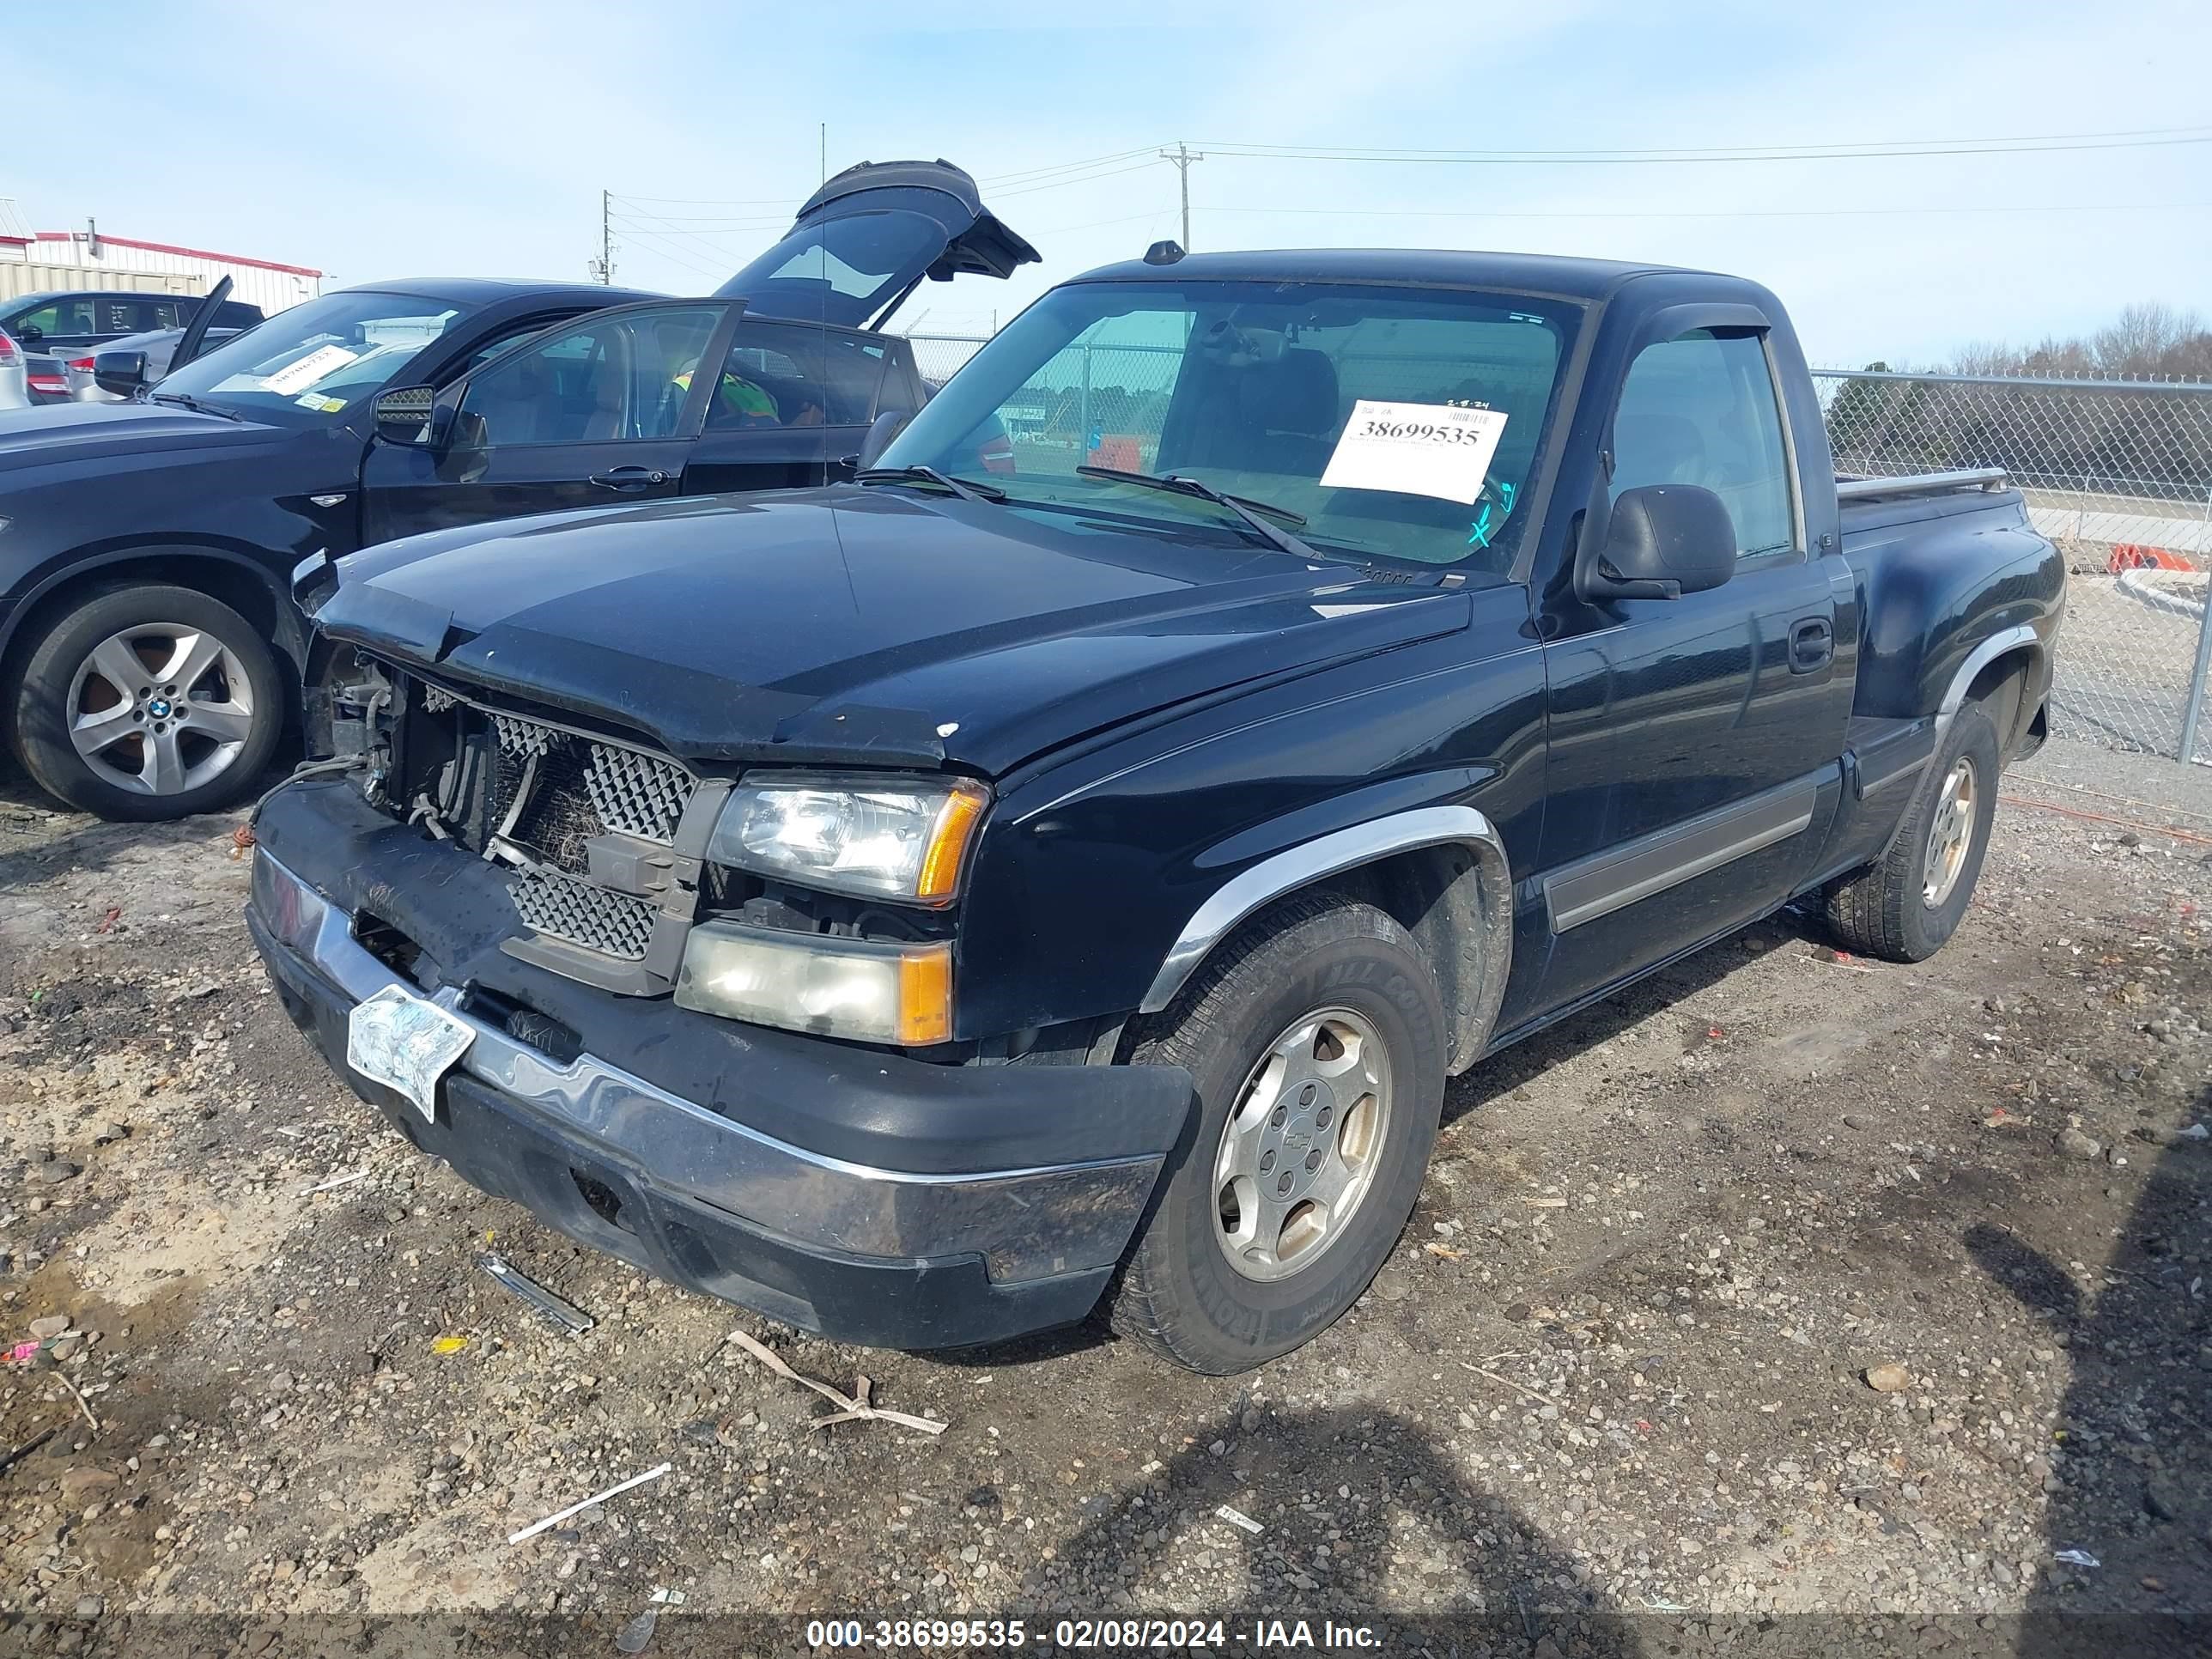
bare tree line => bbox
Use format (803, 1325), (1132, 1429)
(1826, 306), (2212, 501)
(1947, 302), (2212, 383)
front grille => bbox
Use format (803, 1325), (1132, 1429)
(511, 866), (659, 961)
(403, 682), (698, 965)
(585, 744), (692, 842)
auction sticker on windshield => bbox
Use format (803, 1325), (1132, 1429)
(261, 343), (361, 396)
(346, 986), (476, 1124)
(1319, 399), (1508, 505)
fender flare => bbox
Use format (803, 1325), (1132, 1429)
(0, 543), (301, 668)
(1137, 805), (1515, 1070)
(1935, 623), (2041, 735)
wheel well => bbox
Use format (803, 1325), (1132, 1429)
(1963, 647), (2036, 761)
(2, 553), (297, 713)
(1287, 841), (1513, 1078)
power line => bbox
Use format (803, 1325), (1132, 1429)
(606, 210), (800, 226)
(982, 145), (1167, 185)
(611, 190), (811, 207)
(607, 201), (775, 263)
(1190, 125), (2212, 166)
(1194, 199), (2212, 222)
(988, 157), (1172, 199)
(602, 145), (1169, 211)
(604, 222), (735, 283)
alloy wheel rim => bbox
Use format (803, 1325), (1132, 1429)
(1922, 756), (1978, 908)
(66, 624), (257, 797)
(1212, 1006), (1394, 1283)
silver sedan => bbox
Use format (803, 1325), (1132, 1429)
(0, 328), (27, 410)
(63, 325), (244, 402)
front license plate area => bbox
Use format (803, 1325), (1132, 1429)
(346, 985), (476, 1124)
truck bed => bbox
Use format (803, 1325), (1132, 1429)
(1836, 468), (2027, 542)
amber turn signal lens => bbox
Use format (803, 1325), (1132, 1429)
(897, 943), (955, 1045)
(917, 783), (989, 904)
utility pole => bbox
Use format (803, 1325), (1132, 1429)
(597, 189), (613, 285)
(1159, 143), (1205, 251)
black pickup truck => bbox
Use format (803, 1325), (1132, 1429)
(246, 250), (2063, 1373)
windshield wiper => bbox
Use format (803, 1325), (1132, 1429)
(149, 390), (244, 422)
(1075, 465), (1322, 560)
(854, 465), (1006, 505)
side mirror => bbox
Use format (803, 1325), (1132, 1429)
(372, 384), (439, 447)
(15, 324), (40, 343)
(857, 408), (912, 471)
(93, 350), (149, 398)
(1577, 483), (1737, 601)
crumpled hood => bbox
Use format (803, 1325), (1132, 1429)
(0, 399), (288, 477)
(316, 487), (1471, 775)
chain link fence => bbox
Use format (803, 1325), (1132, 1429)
(902, 335), (2212, 767)
(1814, 369), (2212, 767)
(907, 334), (991, 389)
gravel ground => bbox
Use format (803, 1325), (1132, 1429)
(0, 736), (2206, 1657)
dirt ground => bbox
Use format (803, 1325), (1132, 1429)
(0, 735), (2206, 1657)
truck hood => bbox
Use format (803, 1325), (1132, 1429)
(0, 398), (286, 475)
(315, 488), (1471, 776)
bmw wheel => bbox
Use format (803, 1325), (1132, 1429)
(10, 584), (283, 822)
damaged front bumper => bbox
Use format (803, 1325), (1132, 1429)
(246, 778), (1189, 1351)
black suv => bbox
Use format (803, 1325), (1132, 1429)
(0, 161), (1035, 821)
(1, 289), (266, 354)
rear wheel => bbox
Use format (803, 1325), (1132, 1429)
(1824, 700), (2002, 963)
(9, 584), (283, 822)
(1109, 894), (1448, 1374)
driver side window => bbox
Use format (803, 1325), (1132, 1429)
(1613, 330), (1796, 558)
(457, 306), (722, 446)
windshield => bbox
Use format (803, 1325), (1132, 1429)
(156, 290), (471, 424)
(881, 279), (1579, 576)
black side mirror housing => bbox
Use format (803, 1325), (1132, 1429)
(15, 324), (40, 343)
(93, 350), (149, 398)
(857, 408), (913, 471)
(1577, 483), (1738, 601)
(372, 384), (439, 447)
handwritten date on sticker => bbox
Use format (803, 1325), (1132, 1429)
(1320, 399), (1509, 506)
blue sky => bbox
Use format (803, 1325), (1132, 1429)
(14, 0), (2209, 365)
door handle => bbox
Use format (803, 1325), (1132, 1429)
(1788, 616), (1834, 673)
(589, 465), (667, 491)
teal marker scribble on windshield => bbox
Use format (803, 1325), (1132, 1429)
(1468, 481), (1517, 549)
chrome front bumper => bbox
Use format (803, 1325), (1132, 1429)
(250, 848), (1163, 1285)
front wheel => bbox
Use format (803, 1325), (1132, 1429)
(1109, 894), (1448, 1374)
(9, 584), (284, 822)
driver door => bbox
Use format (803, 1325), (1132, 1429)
(361, 303), (731, 544)
(1531, 326), (1853, 1011)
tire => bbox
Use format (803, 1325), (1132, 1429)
(1824, 700), (2002, 963)
(9, 584), (284, 822)
(1110, 894), (1449, 1374)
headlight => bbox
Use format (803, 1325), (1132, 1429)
(676, 921), (951, 1045)
(706, 774), (988, 906)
